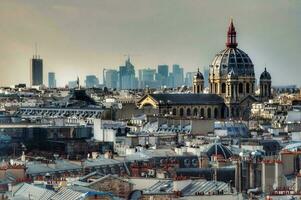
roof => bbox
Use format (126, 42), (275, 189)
(260, 67), (271, 80)
(145, 93), (224, 105)
(211, 47), (254, 78)
(143, 179), (233, 196)
(12, 183), (55, 200)
(50, 187), (84, 200)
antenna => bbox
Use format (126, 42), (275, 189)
(34, 43), (38, 57)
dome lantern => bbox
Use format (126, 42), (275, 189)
(226, 18), (238, 48)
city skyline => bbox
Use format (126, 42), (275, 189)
(1, 0), (301, 87)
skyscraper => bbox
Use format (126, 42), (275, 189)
(85, 75), (99, 88)
(48, 72), (56, 88)
(30, 55), (43, 86)
(185, 72), (196, 87)
(139, 68), (157, 88)
(119, 57), (137, 89)
(105, 70), (118, 89)
(172, 64), (184, 87)
(156, 65), (169, 86)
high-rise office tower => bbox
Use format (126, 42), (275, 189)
(156, 65), (169, 86)
(139, 68), (157, 88)
(172, 64), (184, 87)
(203, 67), (209, 88)
(30, 55), (43, 86)
(48, 72), (56, 88)
(85, 75), (99, 88)
(105, 70), (118, 89)
(185, 72), (197, 87)
(119, 57), (137, 89)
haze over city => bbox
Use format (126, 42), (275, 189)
(0, 0), (300, 87)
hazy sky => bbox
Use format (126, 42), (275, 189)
(0, 0), (300, 87)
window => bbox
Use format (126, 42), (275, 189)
(193, 108), (198, 116)
(187, 108), (191, 116)
(180, 108), (184, 116)
(207, 108), (212, 119)
(246, 83), (250, 93)
(200, 108), (205, 118)
(239, 83), (243, 94)
(214, 108), (218, 118)
(221, 83), (226, 93)
(172, 108), (177, 115)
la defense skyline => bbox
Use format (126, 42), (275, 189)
(24, 19), (293, 90)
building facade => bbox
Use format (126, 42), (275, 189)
(48, 72), (56, 88)
(30, 55), (43, 86)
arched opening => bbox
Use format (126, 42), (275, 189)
(214, 108), (218, 119)
(221, 107), (227, 119)
(239, 83), (243, 94)
(231, 108), (235, 117)
(180, 108), (184, 117)
(200, 108), (205, 118)
(186, 108), (191, 116)
(193, 108), (198, 116)
(215, 83), (218, 93)
(172, 108), (177, 115)
(246, 82), (250, 93)
(264, 85), (267, 96)
(221, 83), (226, 94)
(207, 108), (212, 119)
(197, 85), (200, 93)
(236, 108), (240, 117)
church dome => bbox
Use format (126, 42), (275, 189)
(210, 19), (255, 78)
(194, 68), (204, 79)
(260, 68), (271, 80)
(205, 143), (233, 160)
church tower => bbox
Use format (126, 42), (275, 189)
(193, 68), (204, 94)
(260, 67), (272, 100)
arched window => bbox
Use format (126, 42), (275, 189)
(231, 108), (235, 117)
(221, 83), (226, 93)
(180, 108), (184, 116)
(246, 82), (250, 93)
(193, 108), (198, 116)
(239, 83), (243, 94)
(197, 85), (200, 93)
(200, 108), (205, 118)
(186, 108), (191, 116)
(172, 108), (177, 115)
(207, 108), (212, 119)
(215, 83), (218, 93)
(214, 108), (218, 119)
(264, 85), (267, 96)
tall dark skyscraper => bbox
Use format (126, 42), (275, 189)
(48, 72), (56, 88)
(30, 55), (43, 86)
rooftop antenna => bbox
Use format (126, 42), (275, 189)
(34, 42), (38, 58)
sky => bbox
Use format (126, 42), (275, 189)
(0, 0), (301, 87)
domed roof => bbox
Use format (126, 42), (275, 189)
(205, 143), (233, 160)
(211, 48), (255, 77)
(260, 68), (271, 80)
(227, 68), (238, 79)
(194, 68), (204, 79)
(210, 19), (255, 78)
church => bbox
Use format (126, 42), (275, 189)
(138, 19), (272, 120)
